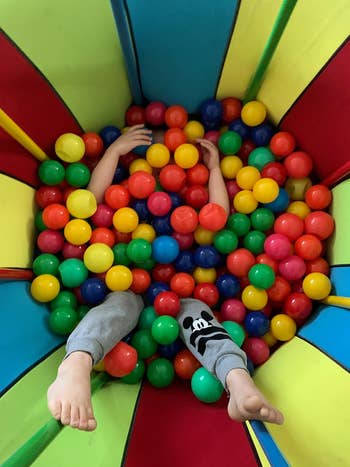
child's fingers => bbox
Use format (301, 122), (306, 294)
(127, 124), (147, 131)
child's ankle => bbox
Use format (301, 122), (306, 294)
(226, 368), (250, 390)
(62, 351), (93, 370)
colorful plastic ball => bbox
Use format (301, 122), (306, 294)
(158, 339), (184, 360)
(175, 251), (195, 273)
(216, 274), (240, 298)
(264, 233), (291, 261)
(279, 255), (306, 281)
(194, 246), (220, 268)
(154, 291), (180, 317)
(146, 281), (170, 304)
(184, 120), (205, 142)
(174, 143), (199, 169)
(104, 341), (138, 378)
(191, 367), (223, 403)
(248, 264), (275, 289)
(226, 248), (255, 277)
(120, 359), (145, 384)
(49, 306), (78, 335)
(220, 156), (243, 179)
(105, 265), (133, 291)
(145, 101), (166, 126)
(244, 311), (270, 337)
(283, 292), (313, 321)
(305, 185), (332, 210)
(250, 123), (274, 146)
(65, 163), (91, 188)
(99, 125), (121, 146)
(270, 314), (297, 341)
(248, 147), (274, 171)
(151, 315), (179, 345)
(233, 190), (258, 214)
(138, 305), (157, 329)
(220, 321), (245, 347)
(241, 100), (266, 126)
(284, 151), (313, 178)
(104, 184), (130, 210)
(221, 299), (246, 323)
(253, 178), (279, 204)
(287, 200), (311, 219)
(66, 189), (97, 219)
(131, 329), (158, 359)
(34, 211), (46, 232)
(38, 160), (65, 185)
(193, 283), (219, 307)
(227, 213), (251, 237)
(33, 253), (60, 276)
(37, 229), (65, 254)
(62, 242), (86, 260)
(261, 161), (287, 187)
(126, 238), (152, 263)
(221, 97), (242, 123)
(153, 214), (173, 236)
(80, 277), (108, 304)
(236, 166), (261, 190)
(58, 258), (88, 287)
(263, 187), (289, 213)
(170, 272), (195, 297)
(250, 208), (275, 232)
(269, 131), (296, 157)
(170, 206), (198, 234)
(55, 133), (85, 163)
(174, 349), (201, 379)
(130, 268), (151, 294)
(305, 257), (330, 276)
(242, 337), (270, 365)
(225, 180), (241, 201)
(193, 226), (215, 245)
(266, 275), (290, 303)
(113, 207), (139, 233)
(151, 265), (175, 284)
(112, 243), (131, 266)
(64, 219), (92, 245)
(198, 203), (228, 232)
(285, 177), (312, 201)
(83, 243), (114, 273)
(213, 230), (238, 254)
(243, 230), (266, 255)
(218, 131), (242, 155)
(131, 199), (151, 222)
(193, 267), (217, 284)
(241, 285), (268, 311)
(82, 132), (103, 158)
(184, 185), (209, 209)
(90, 227), (115, 247)
(146, 143), (170, 168)
(30, 274), (60, 302)
(129, 159), (152, 175)
(42, 203), (69, 230)
(165, 105), (188, 128)
(35, 185), (63, 209)
(152, 236), (179, 264)
(294, 234), (322, 261)
(91, 204), (114, 227)
(237, 140), (256, 163)
(125, 105), (146, 126)
(146, 192), (171, 217)
(159, 164), (186, 192)
(200, 98), (223, 124)
(50, 290), (77, 311)
(302, 272), (331, 300)
(147, 358), (175, 388)
(256, 252), (278, 274)
(304, 211), (335, 240)
(131, 223), (155, 243)
(228, 118), (250, 139)
(164, 128), (186, 151)
(273, 213), (304, 241)
(204, 130), (220, 144)
(186, 164), (209, 186)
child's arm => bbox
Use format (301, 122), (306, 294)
(197, 138), (230, 215)
(87, 125), (152, 202)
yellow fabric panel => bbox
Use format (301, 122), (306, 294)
(328, 179), (350, 265)
(0, 175), (35, 268)
(1, 0), (131, 131)
(245, 423), (271, 467)
(257, 0), (350, 124)
(254, 337), (350, 467)
(216, 0), (281, 100)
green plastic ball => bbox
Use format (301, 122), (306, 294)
(126, 239), (152, 263)
(134, 257), (156, 271)
(33, 253), (60, 276)
(191, 367), (224, 403)
(121, 360), (146, 384)
(35, 211), (46, 231)
(58, 258), (88, 287)
(147, 358), (175, 388)
(248, 147), (274, 171)
(38, 160), (65, 185)
(50, 290), (77, 310)
(138, 306), (157, 330)
(65, 162), (91, 187)
(221, 321), (245, 347)
(243, 230), (266, 255)
(218, 131), (242, 155)
(227, 213), (251, 237)
(77, 304), (90, 321)
(49, 306), (78, 335)
(151, 316), (179, 345)
(112, 243), (131, 266)
(131, 329), (158, 359)
(214, 229), (238, 254)
(248, 264), (275, 289)
(250, 208), (275, 231)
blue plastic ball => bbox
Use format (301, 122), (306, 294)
(122, 331), (134, 344)
(228, 119), (250, 140)
(175, 251), (195, 273)
(131, 199), (151, 222)
(146, 281), (170, 304)
(215, 274), (240, 298)
(202, 119), (221, 131)
(199, 98), (223, 124)
(247, 357), (255, 376)
(250, 123), (275, 146)
(158, 339), (184, 359)
(168, 192), (183, 210)
(263, 187), (289, 213)
(152, 236), (179, 264)
(152, 214), (173, 235)
(99, 125), (121, 147)
(80, 278), (108, 305)
(113, 165), (128, 184)
(244, 311), (270, 337)
(194, 246), (220, 268)
(133, 132), (154, 156)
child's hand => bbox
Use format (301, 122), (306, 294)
(197, 138), (220, 170)
(110, 124), (152, 156)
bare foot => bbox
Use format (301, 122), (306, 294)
(47, 352), (97, 431)
(226, 369), (284, 425)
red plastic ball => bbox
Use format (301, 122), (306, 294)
(82, 132), (104, 158)
(130, 268), (151, 294)
(274, 213), (304, 241)
(269, 131), (296, 157)
(283, 292), (313, 320)
(128, 171), (156, 198)
(237, 140), (256, 163)
(305, 185), (332, 210)
(226, 180), (241, 201)
(104, 341), (138, 377)
(304, 211), (335, 240)
(62, 186), (76, 204)
(62, 242), (86, 260)
(154, 291), (181, 317)
(147, 192), (172, 216)
(145, 101), (167, 126)
(305, 257), (330, 275)
(186, 163), (209, 185)
(294, 234), (322, 260)
(114, 231), (132, 244)
(90, 227), (115, 247)
(220, 299), (246, 323)
(164, 105), (188, 128)
(152, 263), (176, 283)
(185, 185), (209, 209)
(174, 349), (201, 379)
(104, 185), (130, 209)
(193, 283), (219, 308)
(199, 203), (228, 232)
(125, 105), (146, 126)
(159, 164), (186, 192)
(164, 128), (187, 151)
(256, 253), (278, 274)
(171, 206), (198, 233)
(37, 229), (65, 254)
(170, 272), (195, 297)
(119, 153), (138, 169)
(204, 131), (220, 145)
(242, 337), (270, 366)
(91, 204), (114, 227)
(267, 275), (291, 302)
(35, 186), (63, 208)
(221, 97), (242, 123)
(284, 151), (313, 178)
(42, 203), (69, 230)
(227, 248), (255, 277)
(172, 232), (194, 250)
(261, 162), (287, 186)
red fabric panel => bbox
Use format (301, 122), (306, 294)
(280, 39), (350, 184)
(124, 380), (259, 467)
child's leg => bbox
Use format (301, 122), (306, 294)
(178, 298), (283, 425)
(47, 291), (144, 431)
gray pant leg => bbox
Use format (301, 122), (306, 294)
(66, 291), (144, 365)
(178, 298), (247, 388)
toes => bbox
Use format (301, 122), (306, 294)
(48, 399), (62, 421)
(87, 418), (97, 431)
(78, 407), (89, 431)
(60, 403), (71, 426)
(70, 406), (80, 428)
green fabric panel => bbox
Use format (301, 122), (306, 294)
(1, 0), (131, 131)
(329, 179), (350, 265)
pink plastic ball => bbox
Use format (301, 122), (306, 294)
(278, 255), (306, 281)
(91, 203), (114, 227)
(264, 233), (292, 261)
(62, 242), (86, 260)
(242, 338), (270, 366)
(220, 299), (246, 323)
(204, 131), (220, 145)
(145, 101), (167, 126)
(147, 192), (172, 216)
(37, 230), (65, 254)
(172, 232), (194, 250)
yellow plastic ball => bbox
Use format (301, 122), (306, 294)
(241, 285), (268, 310)
(105, 265), (133, 291)
(252, 178), (279, 203)
(302, 272), (331, 300)
(132, 223), (156, 242)
(174, 143), (199, 169)
(233, 190), (258, 214)
(184, 120), (205, 143)
(30, 274), (60, 302)
(113, 207), (139, 233)
(55, 133), (85, 163)
(94, 360), (105, 371)
(64, 219), (92, 245)
(236, 166), (261, 190)
(285, 177), (312, 201)
(66, 189), (97, 219)
(193, 267), (217, 284)
(194, 226), (215, 245)
(286, 201), (311, 219)
(129, 159), (152, 174)
(241, 100), (267, 127)
(270, 314), (297, 341)
(83, 243), (114, 273)
(262, 331), (277, 347)
(146, 144), (170, 168)
(220, 156), (243, 179)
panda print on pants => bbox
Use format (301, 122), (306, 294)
(182, 310), (232, 356)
